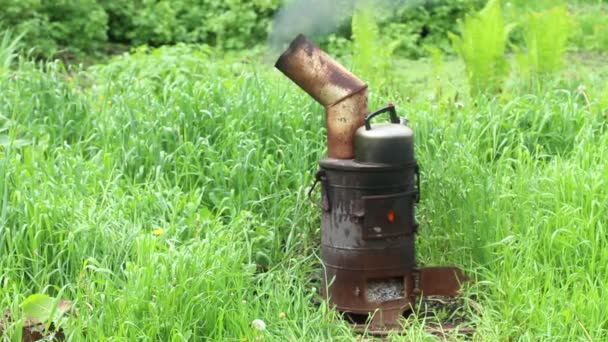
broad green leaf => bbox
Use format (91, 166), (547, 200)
(21, 294), (55, 323)
(21, 294), (70, 324)
(0, 135), (30, 148)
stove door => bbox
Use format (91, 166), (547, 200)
(361, 190), (417, 240)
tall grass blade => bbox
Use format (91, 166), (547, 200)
(0, 29), (23, 72)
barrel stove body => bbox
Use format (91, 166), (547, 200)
(277, 35), (469, 332)
(319, 156), (419, 321)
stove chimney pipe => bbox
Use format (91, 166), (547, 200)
(275, 35), (368, 159)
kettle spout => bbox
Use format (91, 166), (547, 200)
(275, 34), (368, 159)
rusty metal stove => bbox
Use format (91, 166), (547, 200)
(275, 35), (469, 332)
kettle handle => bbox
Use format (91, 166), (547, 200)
(364, 104), (400, 130)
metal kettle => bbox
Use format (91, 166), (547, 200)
(354, 104), (415, 166)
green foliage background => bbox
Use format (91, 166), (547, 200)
(0, 0), (108, 57)
(1, 0), (605, 59)
(0, 0), (489, 59)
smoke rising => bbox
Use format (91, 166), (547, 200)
(268, 0), (355, 55)
(268, 0), (428, 57)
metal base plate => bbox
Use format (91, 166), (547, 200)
(347, 296), (477, 339)
(351, 323), (475, 340)
(312, 266), (474, 339)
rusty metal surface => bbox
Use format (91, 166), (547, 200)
(275, 35), (368, 159)
(325, 89), (368, 159)
(415, 266), (470, 297)
(314, 158), (470, 331)
(274, 34), (367, 106)
(348, 296), (477, 338)
(318, 158), (418, 327)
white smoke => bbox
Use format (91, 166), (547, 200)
(268, 0), (355, 54)
(268, 0), (433, 56)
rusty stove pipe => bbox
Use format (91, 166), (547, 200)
(275, 34), (368, 159)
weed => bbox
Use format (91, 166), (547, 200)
(519, 5), (572, 77)
(0, 30), (23, 72)
(351, 0), (401, 95)
(449, 0), (513, 97)
(424, 45), (445, 101)
(571, 4), (608, 52)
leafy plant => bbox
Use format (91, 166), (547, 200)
(0, 0), (107, 58)
(21, 294), (71, 325)
(382, 0), (485, 57)
(102, 0), (280, 50)
(0, 29), (23, 71)
(570, 4), (608, 52)
(1, 0), (280, 59)
(519, 5), (572, 77)
(351, 0), (400, 93)
(0, 0), (513, 61)
(424, 45), (446, 101)
(508, 0), (567, 11)
(448, 0), (513, 97)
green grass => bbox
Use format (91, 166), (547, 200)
(0, 40), (607, 341)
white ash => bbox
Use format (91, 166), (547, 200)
(367, 278), (404, 302)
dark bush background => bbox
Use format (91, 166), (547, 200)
(0, 0), (602, 59)
(0, 0), (488, 59)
